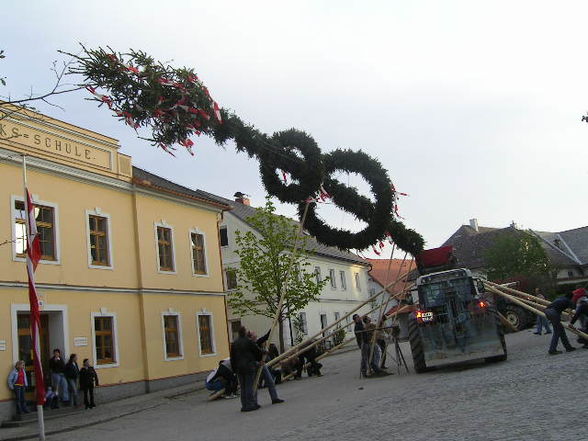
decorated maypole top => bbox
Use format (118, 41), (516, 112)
(68, 46), (424, 255)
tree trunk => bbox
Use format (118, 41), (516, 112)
(278, 316), (285, 353)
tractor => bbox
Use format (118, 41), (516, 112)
(408, 247), (507, 373)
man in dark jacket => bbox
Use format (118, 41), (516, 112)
(79, 358), (99, 409)
(544, 293), (576, 355)
(230, 326), (263, 412)
(49, 349), (69, 402)
(247, 330), (284, 404)
(353, 314), (369, 376)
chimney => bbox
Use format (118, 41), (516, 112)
(510, 220), (518, 229)
(469, 218), (479, 232)
(234, 192), (250, 206)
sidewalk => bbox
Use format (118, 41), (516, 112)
(0, 381), (206, 441)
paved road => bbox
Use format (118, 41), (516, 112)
(49, 331), (587, 441)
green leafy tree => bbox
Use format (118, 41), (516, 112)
(485, 230), (554, 287)
(228, 197), (327, 352)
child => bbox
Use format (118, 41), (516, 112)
(7, 360), (29, 415)
(44, 386), (59, 409)
(79, 359), (99, 409)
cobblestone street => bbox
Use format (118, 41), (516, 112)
(39, 331), (587, 441)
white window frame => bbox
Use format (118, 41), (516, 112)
(154, 221), (177, 274)
(196, 311), (217, 357)
(225, 267), (238, 291)
(85, 208), (114, 270)
(11, 195), (61, 265)
(334, 312), (341, 326)
(91, 310), (120, 369)
(329, 269), (337, 289)
(314, 266), (322, 284)
(219, 226), (229, 248)
(355, 272), (361, 291)
(299, 312), (308, 335)
(339, 270), (347, 291)
(162, 311), (184, 361)
(189, 228), (209, 277)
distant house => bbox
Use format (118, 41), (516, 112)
(442, 219), (588, 288)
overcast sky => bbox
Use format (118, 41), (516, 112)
(2, 0), (587, 257)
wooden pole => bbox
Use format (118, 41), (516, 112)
(485, 284), (588, 341)
(368, 251), (407, 367)
(485, 281), (551, 306)
(252, 201), (311, 393)
(488, 281), (572, 319)
(266, 268), (413, 369)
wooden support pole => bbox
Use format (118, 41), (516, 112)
(266, 268), (413, 369)
(485, 284), (588, 341)
(485, 281), (551, 306)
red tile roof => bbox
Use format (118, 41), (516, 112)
(367, 258), (415, 296)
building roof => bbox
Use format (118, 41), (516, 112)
(132, 167), (231, 210)
(367, 258), (414, 295)
(442, 223), (586, 270)
(198, 191), (369, 266)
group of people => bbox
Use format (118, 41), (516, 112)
(542, 287), (588, 354)
(206, 326), (286, 412)
(7, 348), (99, 417)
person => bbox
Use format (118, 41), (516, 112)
(64, 353), (80, 407)
(363, 316), (385, 375)
(544, 292), (576, 355)
(266, 343), (282, 384)
(377, 316), (388, 369)
(353, 314), (368, 377)
(230, 326), (263, 412)
(533, 288), (552, 335)
(205, 359), (238, 398)
(570, 288), (588, 348)
(247, 330), (284, 404)
(44, 386), (59, 409)
(49, 348), (69, 403)
(7, 360), (29, 416)
(295, 340), (322, 378)
(79, 359), (99, 409)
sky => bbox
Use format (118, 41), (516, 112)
(2, 0), (587, 257)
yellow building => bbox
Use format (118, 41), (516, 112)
(0, 107), (230, 419)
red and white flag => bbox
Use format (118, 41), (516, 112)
(25, 189), (45, 406)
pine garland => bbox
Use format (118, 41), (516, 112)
(67, 46), (424, 255)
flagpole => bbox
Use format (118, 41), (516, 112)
(22, 155), (46, 441)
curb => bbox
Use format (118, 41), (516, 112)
(0, 383), (207, 441)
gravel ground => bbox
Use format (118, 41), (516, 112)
(47, 330), (587, 441)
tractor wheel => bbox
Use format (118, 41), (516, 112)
(504, 305), (526, 331)
(408, 316), (428, 373)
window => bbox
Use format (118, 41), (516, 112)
(14, 199), (57, 261)
(219, 227), (228, 247)
(230, 320), (242, 342)
(329, 269), (337, 289)
(339, 271), (347, 290)
(355, 273), (361, 291)
(226, 268), (238, 290)
(163, 314), (182, 359)
(88, 214), (111, 267)
(94, 316), (116, 365)
(198, 313), (215, 356)
(298, 312), (308, 335)
(320, 313), (328, 336)
(156, 225), (175, 272)
(191, 231), (207, 275)
(314, 266), (322, 284)
(334, 311), (341, 324)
